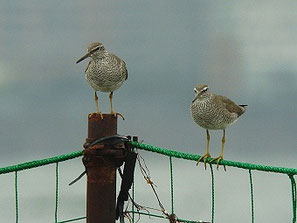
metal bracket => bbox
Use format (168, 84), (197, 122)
(69, 135), (133, 186)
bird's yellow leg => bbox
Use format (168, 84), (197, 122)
(196, 129), (211, 169)
(109, 92), (125, 120)
(210, 129), (226, 171)
(94, 92), (103, 119)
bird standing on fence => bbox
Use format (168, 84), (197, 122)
(76, 42), (128, 119)
(191, 84), (247, 170)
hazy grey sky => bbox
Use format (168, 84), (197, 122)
(1, 1), (297, 222)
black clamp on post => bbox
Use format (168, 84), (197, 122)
(69, 135), (131, 186)
(83, 134), (130, 167)
(69, 134), (138, 223)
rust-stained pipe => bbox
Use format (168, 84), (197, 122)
(84, 113), (118, 223)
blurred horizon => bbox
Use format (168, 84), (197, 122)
(1, 1), (297, 222)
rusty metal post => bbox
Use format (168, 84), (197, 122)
(84, 113), (118, 223)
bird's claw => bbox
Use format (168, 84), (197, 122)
(210, 156), (226, 171)
(98, 112), (104, 119)
(89, 112), (104, 119)
(196, 153), (211, 170)
(110, 111), (125, 120)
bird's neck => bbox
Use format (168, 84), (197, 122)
(199, 94), (213, 105)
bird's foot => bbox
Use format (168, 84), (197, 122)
(110, 111), (125, 120)
(210, 155), (226, 171)
(196, 153), (211, 170)
(98, 112), (104, 119)
(89, 112), (103, 119)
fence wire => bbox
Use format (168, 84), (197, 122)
(1, 141), (296, 223)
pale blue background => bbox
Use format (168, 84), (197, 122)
(0, 1), (297, 222)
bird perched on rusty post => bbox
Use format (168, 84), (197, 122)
(190, 84), (247, 170)
(76, 42), (128, 119)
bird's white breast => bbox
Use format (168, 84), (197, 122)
(85, 57), (126, 92)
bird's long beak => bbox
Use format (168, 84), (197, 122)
(76, 52), (91, 64)
(192, 95), (199, 103)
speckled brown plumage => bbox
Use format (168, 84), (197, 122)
(190, 84), (247, 170)
(76, 42), (127, 119)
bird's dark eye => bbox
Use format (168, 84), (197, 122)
(202, 87), (208, 93)
(91, 47), (100, 53)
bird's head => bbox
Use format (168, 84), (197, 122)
(76, 42), (105, 64)
(192, 84), (210, 102)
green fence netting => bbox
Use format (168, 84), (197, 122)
(0, 141), (296, 223)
